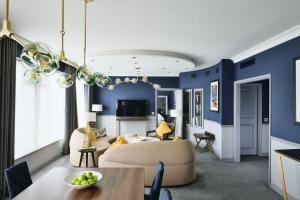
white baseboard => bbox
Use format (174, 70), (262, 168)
(185, 119), (234, 161)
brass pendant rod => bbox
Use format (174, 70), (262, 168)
(83, 0), (88, 66)
(5, 0), (9, 20)
(60, 0), (66, 60)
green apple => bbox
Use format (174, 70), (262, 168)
(80, 180), (89, 185)
(74, 180), (81, 185)
(88, 179), (94, 184)
(86, 172), (93, 178)
(80, 174), (87, 181)
(71, 178), (79, 185)
(92, 176), (98, 182)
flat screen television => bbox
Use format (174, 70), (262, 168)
(116, 100), (147, 117)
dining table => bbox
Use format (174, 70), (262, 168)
(13, 167), (145, 200)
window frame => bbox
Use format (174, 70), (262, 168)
(193, 88), (204, 128)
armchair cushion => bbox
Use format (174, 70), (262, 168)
(156, 121), (171, 136)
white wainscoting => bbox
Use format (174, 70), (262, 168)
(270, 136), (300, 200)
(260, 124), (270, 155)
(185, 119), (234, 161)
(96, 115), (156, 137)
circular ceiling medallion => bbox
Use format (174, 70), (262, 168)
(85, 50), (196, 77)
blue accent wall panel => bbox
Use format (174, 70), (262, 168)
(180, 62), (222, 123)
(235, 36), (300, 144)
(93, 77), (179, 115)
(221, 59), (234, 125)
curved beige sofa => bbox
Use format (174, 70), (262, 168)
(98, 140), (196, 186)
(69, 128), (113, 167)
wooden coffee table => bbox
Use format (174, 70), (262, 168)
(13, 167), (144, 200)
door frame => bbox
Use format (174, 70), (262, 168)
(157, 95), (168, 115)
(234, 74), (271, 183)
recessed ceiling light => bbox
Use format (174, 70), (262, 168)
(162, 67), (166, 69)
(176, 60), (180, 63)
(135, 67), (141, 70)
(91, 59), (95, 62)
(167, 72), (171, 74)
(132, 56), (136, 59)
(109, 66), (112, 69)
(134, 62), (138, 64)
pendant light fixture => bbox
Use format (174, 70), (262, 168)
(76, 0), (96, 86)
(56, 0), (76, 88)
(110, 67), (161, 90)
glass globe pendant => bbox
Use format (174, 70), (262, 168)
(57, 73), (74, 88)
(76, 65), (95, 85)
(24, 70), (41, 84)
(21, 42), (59, 75)
(153, 84), (161, 90)
(95, 73), (112, 87)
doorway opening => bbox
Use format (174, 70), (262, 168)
(234, 74), (271, 182)
(155, 88), (183, 138)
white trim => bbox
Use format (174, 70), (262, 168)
(157, 95), (168, 115)
(234, 74), (272, 183)
(193, 88), (204, 128)
(232, 24), (300, 62)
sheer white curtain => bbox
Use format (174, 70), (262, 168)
(15, 61), (65, 159)
(76, 79), (86, 127)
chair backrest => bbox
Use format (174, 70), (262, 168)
(5, 161), (32, 199)
(149, 161), (164, 200)
(159, 188), (172, 200)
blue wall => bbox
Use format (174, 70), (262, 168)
(179, 59), (234, 125)
(93, 77), (179, 115)
(235, 36), (300, 143)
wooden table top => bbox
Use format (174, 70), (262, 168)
(13, 167), (145, 200)
(275, 149), (300, 162)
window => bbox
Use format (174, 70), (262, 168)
(183, 89), (192, 126)
(194, 89), (204, 128)
(15, 61), (65, 159)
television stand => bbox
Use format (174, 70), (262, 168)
(116, 116), (148, 136)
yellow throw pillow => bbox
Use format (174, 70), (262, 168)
(111, 136), (128, 147)
(82, 127), (97, 142)
(173, 136), (182, 141)
(156, 121), (172, 137)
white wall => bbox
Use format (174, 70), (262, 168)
(185, 119), (234, 161)
(270, 136), (300, 200)
(15, 140), (63, 174)
(259, 124), (270, 155)
(96, 115), (157, 137)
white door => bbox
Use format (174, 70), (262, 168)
(175, 90), (183, 138)
(240, 85), (258, 155)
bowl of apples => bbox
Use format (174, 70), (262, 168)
(64, 171), (102, 189)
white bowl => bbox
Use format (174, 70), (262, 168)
(64, 171), (103, 190)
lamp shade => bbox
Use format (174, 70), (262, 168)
(86, 112), (96, 122)
(170, 109), (178, 117)
(92, 104), (103, 112)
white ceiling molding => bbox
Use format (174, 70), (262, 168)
(232, 24), (300, 63)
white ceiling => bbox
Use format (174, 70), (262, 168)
(1, 0), (300, 76)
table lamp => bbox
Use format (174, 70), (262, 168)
(92, 104), (103, 128)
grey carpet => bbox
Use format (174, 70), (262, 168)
(31, 150), (281, 200)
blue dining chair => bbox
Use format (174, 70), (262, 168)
(159, 188), (172, 200)
(145, 161), (164, 200)
(4, 161), (32, 199)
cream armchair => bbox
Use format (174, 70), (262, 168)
(69, 128), (114, 167)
